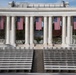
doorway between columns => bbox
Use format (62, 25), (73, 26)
(34, 16), (44, 45)
(52, 16), (62, 46)
(16, 16), (25, 45)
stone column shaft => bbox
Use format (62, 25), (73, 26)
(67, 16), (71, 45)
(25, 16), (29, 45)
(6, 16), (10, 44)
(44, 16), (47, 45)
(10, 16), (16, 46)
(62, 16), (66, 45)
(30, 16), (34, 45)
(48, 16), (52, 45)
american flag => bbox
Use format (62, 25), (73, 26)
(73, 17), (76, 30)
(17, 17), (24, 30)
(54, 17), (60, 30)
(0, 16), (5, 30)
(36, 17), (42, 30)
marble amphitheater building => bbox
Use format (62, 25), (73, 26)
(1, 1), (76, 74)
(0, 1), (76, 49)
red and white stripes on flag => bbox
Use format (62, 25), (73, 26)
(73, 17), (76, 30)
(54, 17), (61, 30)
(17, 17), (24, 30)
(0, 16), (5, 30)
(36, 17), (42, 30)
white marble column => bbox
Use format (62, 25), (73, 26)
(70, 25), (73, 44)
(10, 16), (16, 46)
(30, 16), (34, 46)
(6, 16), (10, 44)
(67, 16), (71, 45)
(48, 16), (52, 45)
(62, 16), (66, 45)
(25, 16), (29, 45)
(43, 16), (47, 45)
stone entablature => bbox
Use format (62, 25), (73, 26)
(0, 7), (76, 16)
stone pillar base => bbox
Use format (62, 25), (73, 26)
(5, 42), (10, 46)
(25, 44), (30, 49)
(43, 44), (48, 49)
(11, 44), (16, 47)
(48, 44), (53, 48)
(0, 44), (10, 48)
(66, 44), (72, 48)
(30, 44), (34, 49)
(62, 44), (67, 47)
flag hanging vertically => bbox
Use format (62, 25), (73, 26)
(54, 17), (60, 30)
(73, 17), (76, 30)
(17, 17), (23, 30)
(36, 17), (42, 30)
(0, 16), (5, 30)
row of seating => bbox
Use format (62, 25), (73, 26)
(43, 49), (76, 71)
(0, 48), (76, 72)
(0, 48), (33, 72)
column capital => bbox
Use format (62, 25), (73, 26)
(6, 16), (10, 17)
(30, 16), (34, 19)
(11, 16), (15, 17)
(67, 16), (71, 17)
(11, 16), (15, 19)
(30, 16), (34, 17)
(25, 16), (29, 17)
(48, 16), (52, 18)
(25, 16), (29, 19)
(43, 16), (47, 17)
(62, 16), (66, 17)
